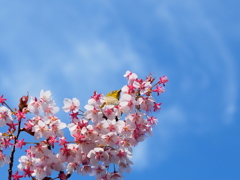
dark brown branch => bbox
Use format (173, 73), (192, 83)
(8, 119), (22, 180)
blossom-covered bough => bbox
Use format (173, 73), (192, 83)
(0, 71), (168, 180)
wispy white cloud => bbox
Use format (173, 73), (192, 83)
(0, 2), (145, 103)
(154, 0), (238, 124)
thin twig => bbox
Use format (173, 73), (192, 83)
(79, 109), (85, 113)
(3, 102), (14, 113)
(25, 142), (38, 144)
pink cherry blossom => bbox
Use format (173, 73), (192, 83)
(0, 95), (7, 105)
(32, 120), (51, 140)
(15, 110), (26, 122)
(16, 139), (26, 149)
(33, 163), (47, 180)
(123, 70), (138, 84)
(17, 155), (36, 172)
(62, 97), (80, 113)
(4, 138), (13, 148)
(102, 120), (119, 133)
(0, 106), (13, 127)
(153, 102), (162, 112)
(126, 111), (144, 124)
(0, 150), (9, 167)
(101, 132), (119, 147)
(121, 85), (136, 95)
(159, 75), (169, 85)
(59, 137), (69, 146)
(79, 165), (92, 176)
(40, 90), (54, 104)
(81, 125), (98, 141)
(119, 120), (135, 138)
(102, 106), (116, 120)
(118, 137), (137, 148)
(58, 144), (79, 163)
(147, 116), (158, 125)
(84, 104), (103, 124)
(6, 122), (18, 132)
(89, 91), (105, 106)
(153, 85), (165, 96)
(28, 97), (41, 115)
(47, 136), (59, 148)
(23, 166), (34, 177)
(138, 96), (155, 112)
(119, 94), (137, 114)
(90, 164), (107, 179)
(66, 162), (80, 174)
(118, 161), (133, 173)
(11, 171), (24, 180)
(135, 80), (152, 95)
(115, 148), (132, 164)
(41, 103), (59, 116)
(87, 147), (109, 166)
(0, 133), (6, 149)
(49, 119), (67, 137)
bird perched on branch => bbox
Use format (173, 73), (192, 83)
(100, 90), (121, 108)
(101, 90), (121, 121)
(105, 90), (121, 105)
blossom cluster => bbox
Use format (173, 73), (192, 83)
(0, 71), (168, 180)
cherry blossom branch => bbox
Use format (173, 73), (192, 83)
(0, 71), (168, 180)
(8, 95), (27, 180)
(8, 117), (22, 180)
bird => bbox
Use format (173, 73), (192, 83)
(101, 90), (121, 121)
(103, 90), (121, 106)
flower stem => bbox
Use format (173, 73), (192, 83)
(3, 102), (14, 113)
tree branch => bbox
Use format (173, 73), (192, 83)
(8, 119), (22, 180)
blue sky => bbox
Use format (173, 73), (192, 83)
(0, 0), (239, 180)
